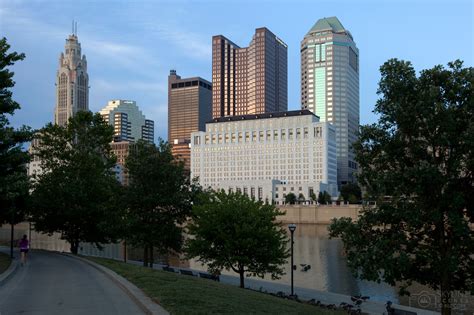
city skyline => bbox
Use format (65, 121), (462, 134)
(1, 0), (472, 142)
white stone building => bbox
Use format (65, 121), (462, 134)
(100, 100), (154, 144)
(191, 110), (338, 204)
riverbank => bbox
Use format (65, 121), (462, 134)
(277, 204), (361, 224)
(87, 257), (344, 315)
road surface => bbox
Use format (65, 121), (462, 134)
(0, 250), (144, 314)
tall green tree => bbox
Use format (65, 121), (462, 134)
(0, 38), (32, 225)
(317, 191), (332, 205)
(124, 139), (193, 267)
(329, 59), (473, 315)
(0, 38), (32, 257)
(186, 190), (289, 288)
(30, 111), (120, 254)
(340, 183), (362, 204)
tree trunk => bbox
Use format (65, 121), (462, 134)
(70, 240), (79, 254)
(440, 280), (451, 315)
(149, 246), (154, 268)
(143, 246), (148, 267)
(123, 240), (127, 263)
(10, 222), (14, 259)
(239, 269), (245, 288)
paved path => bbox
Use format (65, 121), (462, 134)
(0, 250), (145, 315)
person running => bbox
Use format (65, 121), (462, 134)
(18, 235), (29, 266)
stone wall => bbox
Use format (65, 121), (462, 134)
(277, 204), (361, 224)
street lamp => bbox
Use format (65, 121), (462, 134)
(288, 223), (296, 297)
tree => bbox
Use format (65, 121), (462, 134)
(297, 193), (305, 204)
(310, 191), (317, 203)
(318, 191), (332, 204)
(30, 111), (121, 254)
(329, 59), (473, 315)
(185, 190), (289, 288)
(123, 139), (193, 267)
(340, 183), (362, 204)
(284, 192), (296, 205)
(0, 38), (32, 257)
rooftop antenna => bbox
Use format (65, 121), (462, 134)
(72, 20), (74, 35)
(75, 21), (77, 36)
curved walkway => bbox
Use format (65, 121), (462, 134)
(0, 250), (145, 314)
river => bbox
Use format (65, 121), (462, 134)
(189, 223), (399, 303)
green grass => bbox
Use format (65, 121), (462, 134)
(0, 252), (11, 274)
(88, 257), (344, 315)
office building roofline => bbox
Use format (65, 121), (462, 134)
(207, 109), (319, 124)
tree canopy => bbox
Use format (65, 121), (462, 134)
(123, 139), (194, 266)
(186, 190), (289, 288)
(284, 192), (296, 205)
(30, 111), (120, 254)
(0, 37), (32, 226)
(339, 183), (362, 204)
(329, 59), (473, 315)
(317, 191), (332, 205)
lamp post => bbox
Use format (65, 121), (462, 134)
(288, 223), (296, 297)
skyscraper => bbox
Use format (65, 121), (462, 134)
(212, 27), (287, 118)
(100, 100), (154, 144)
(301, 17), (359, 186)
(168, 70), (212, 170)
(54, 31), (89, 126)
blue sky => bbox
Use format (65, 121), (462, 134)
(1, 0), (472, 141)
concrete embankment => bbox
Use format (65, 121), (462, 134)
(277, 204), (361, 224)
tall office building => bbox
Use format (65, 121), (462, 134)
(100, 100), (154, 144)
(168, 70), (212, 170)
(212, 27), (287, 118)
(54, 31), (89, 126)
(301, 17), (359, 186)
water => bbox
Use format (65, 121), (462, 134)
(189, 223), (399, 303)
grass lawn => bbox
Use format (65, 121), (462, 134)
(88, 257), (344, 314)
(0, 252), (11, 274)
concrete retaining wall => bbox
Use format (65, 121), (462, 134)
(277, 204), (361, 224)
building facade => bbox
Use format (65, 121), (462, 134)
(168, 70), (212, 170)
(54, 32), (89, 126)
(212, 27), (288, 118)
(191, 110), (338, 203)
(301, 17), (359, 186)
(100, 100), (154, 144)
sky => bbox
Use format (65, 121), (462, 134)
(1, 0), (473, 141)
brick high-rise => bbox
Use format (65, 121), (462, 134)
(212, 27), (287, 118)
(168, 70), (212, 170)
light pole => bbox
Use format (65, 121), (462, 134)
(288, 223), (296, 297)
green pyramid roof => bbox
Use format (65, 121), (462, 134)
(307, 17), (346, 35)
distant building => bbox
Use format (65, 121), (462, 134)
(191, 110), (338, 203)
(100, 100), (154, 144)
(54, 32), (89, 126)
(301, 17), (359, 186)
(30, 30), (89, 177)
(168, 70), (212, 170)
(110, 141), (136, 185)
(212, 27), (288, 118)
(100, 100), (154, 185)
